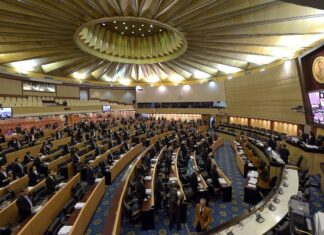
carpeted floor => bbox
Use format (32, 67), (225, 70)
(86, 141), (324, 235)
(85, 164), (131, 235)
(120, 141), (253, 235)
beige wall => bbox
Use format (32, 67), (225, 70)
(225, 59), (305, 124)
(0, 77), (22, 95)
(23, 91), (56, 97)
(136, 81), (225, 103)
(90, 88), (135, 104)
(56, 85), (79, 98)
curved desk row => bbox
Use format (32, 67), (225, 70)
(214, 167), (298, 235)
(106, 131), (173, 235)
(0, 136), (109, 227)
(211, 138), (232, 202)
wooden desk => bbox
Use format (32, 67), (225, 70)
(216, 167), (298, 235)
(16, 174), (80, 235)
(0, 179), (46, 227)
(69, 178), (105, 235)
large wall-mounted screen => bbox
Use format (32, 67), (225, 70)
(102, 105), (111, 112)
(298, 44), (324, 127)
(0, 107), (13, 119)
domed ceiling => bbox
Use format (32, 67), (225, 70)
(0, 0), (323, 86)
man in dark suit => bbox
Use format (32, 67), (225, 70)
(107, 153), (114, 165)
(23, 151), (33, 165)
(279, 144), (290, 164)
(0, 165), (10, 187)
(135, 175), (147, 206)
(12, 158), (24, 179)
(28, 165), (40, 186)
(154, 173), (164, 209)
(16, 188), (33, 222)
(169, 184), (182, 230)
(86, 163), (96, 186)
(190, 171), (199, 201)
(45, 170), (58, 195)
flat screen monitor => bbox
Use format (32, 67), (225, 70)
(0, 107), (12, 118)
(102, 105), (111, 112)
(308, 90), (324, 125)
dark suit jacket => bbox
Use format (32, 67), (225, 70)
(46, 175), (57, 194)
(12, 162), (24, 178)
(71, 154), (80, 165)
(190, 173), (198, 192)
(0, 171), (9, 187)
(16, 195), (32, 222)
(24, 155), (33, 164)
(87, 166), (96, 186)
(136, 180), (147, 203)
(28, 171), (39, 186)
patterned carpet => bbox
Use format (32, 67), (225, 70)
(119, 141), (253, 235)
(85, 140), (324, 235)
(86, 164), (131, 235)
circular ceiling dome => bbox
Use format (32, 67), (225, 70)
(74, 17), (187, 64)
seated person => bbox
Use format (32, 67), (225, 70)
(135, 175), (147, 206)
(257, 162), (271, 195)
(45, 170), (58, 194)
(107, 153), (114, 165)
(28, 165), (40, 186)
(23, 151), (34, 165)
(33, 154), (48, 175)
(12, 158), (25, 179)
(16, 188), (33, 222)
(86, 163), (96, 186)
(0, 165), (10, 187)
(278, 144), (290, 164)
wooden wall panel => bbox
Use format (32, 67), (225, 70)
(0, 77), (22, 95)
(225, 60), (306, 124)
(56, 85), (79, 98)
(90, 88), (135, 104)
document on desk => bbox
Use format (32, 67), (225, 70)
(144, 176), (152, 181)
(145, 189), (152, 194)
(74, 202), (85, 209)
(58, 225), (72, 235)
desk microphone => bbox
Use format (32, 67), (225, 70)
(273, 196), (280, 204)
(268, 203), (276, 211)
(278, 187), (284, 195)
(256, 213), (265, 223)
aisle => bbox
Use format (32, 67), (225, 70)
(85, 165), (131, 235)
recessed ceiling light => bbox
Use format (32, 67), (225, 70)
(141, 24), (144, 27)
(121, 32), (124, 35)
(122, 22), (126, 25)
(159, 29), (162, 32)
(150, 25), (153, 28)
(115, 26), (118, 29)
(113, 21), (117, 24)
(125, 26), (128, 30)
(148, 30), (151, 32)
(101, 23), (106, 26)
(228, 76), (232, 80)
(139, 28), (142, 31)
(141, 34), (145, 37)
(132, 31), (135, 34)
(132, 25), (135, 28)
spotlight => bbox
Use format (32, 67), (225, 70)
(101, 23), (106, 26)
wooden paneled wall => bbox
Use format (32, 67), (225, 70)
(225, 59), (305, 124)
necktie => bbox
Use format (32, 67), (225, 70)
(200, 207), (203, 215)
(25, 196), (33, 207)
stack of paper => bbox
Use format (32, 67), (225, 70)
(58, 226), (72, 235)
(218, 178), (226, 185)
(145, 189), (152, 194)
(74, 202), (85, 209)
(144, 176), (152, 181)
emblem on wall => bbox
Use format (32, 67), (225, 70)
(312, 56), (324, 83)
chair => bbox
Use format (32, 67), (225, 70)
(276, 220), (290, 235)
(289, 155), (303, 169)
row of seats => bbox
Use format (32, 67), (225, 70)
(0, 96), (121, 107)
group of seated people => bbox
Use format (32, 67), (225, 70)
(0, 117), (154, 228)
